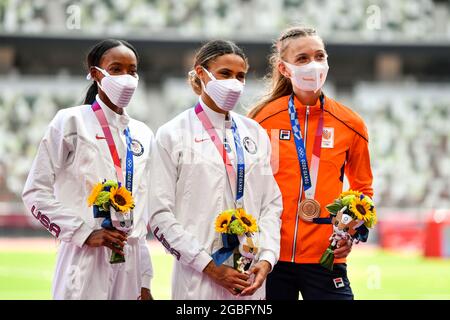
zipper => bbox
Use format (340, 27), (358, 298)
(291, 105), (310, 262)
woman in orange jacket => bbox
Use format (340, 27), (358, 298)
(248, 26), (374, 300)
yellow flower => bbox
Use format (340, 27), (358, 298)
(215, 211), (233, 233)
(367, 207), (378, 228)
(349, 197), (376, 227)
(110, 187), (135, 213)
(340, 190), (362, 199)
(236, 209), (258, 233)
(87, 183), (103, 207)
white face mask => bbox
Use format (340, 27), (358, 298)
(283, 60), (329, 93)
(90, 66), (139, 108)
(200, 67), (244, 112)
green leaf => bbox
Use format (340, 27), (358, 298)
(326, 203), (342, 214)
(319, 248), (335, 271)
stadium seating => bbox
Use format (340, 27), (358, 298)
(0, 0), (447, 40)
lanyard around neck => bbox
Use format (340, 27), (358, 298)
(91, 101), (134, 193)
(287, 94), (324, 200)
(194, 103), (245, 207)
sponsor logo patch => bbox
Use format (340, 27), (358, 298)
(333, 277), (345, 289)
(279, 129), (291, 141)
(322, 127), (334, 148)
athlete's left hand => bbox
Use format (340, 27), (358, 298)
(334, 238), (353, 259)
(239, 260), (272, 296)
(140, 288), (153, 300)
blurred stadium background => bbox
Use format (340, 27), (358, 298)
(0, 0), (449, 299)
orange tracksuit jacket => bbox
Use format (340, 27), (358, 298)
(252, 94), (373, 263)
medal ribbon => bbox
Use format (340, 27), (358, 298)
(195, 103), (245, 207)
(91, 101), (134, 229)
(287, 94), (324, 200)
(91, 101), (134, 191)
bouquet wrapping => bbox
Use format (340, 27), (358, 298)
(87, 180), (135, 264)
(319, 190), (377, 271)
(212, 208), (259, 274)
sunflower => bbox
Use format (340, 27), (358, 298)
(349, 197), (375, 227)
(87, 183), (103, 206)
(109, 186), (135, 213)
(340, 190), (362, 199)
(236, 209), (258, 233)
(215, 211), (233, 233)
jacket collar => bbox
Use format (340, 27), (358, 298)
(198, 97), (232, 129)
(291, 94), (326, 117)
(95, 94), (130, 130)
(293, 94), (323, 111)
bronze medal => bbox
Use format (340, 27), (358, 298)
(298, 199), (321, 222)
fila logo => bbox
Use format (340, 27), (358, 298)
(31, 205), (61, 238)
(333, 277), (345, 289)
(279, 129), (291, 141)
(153, 227), (181, 261)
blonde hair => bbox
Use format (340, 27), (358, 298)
(247, 26), (322, 119)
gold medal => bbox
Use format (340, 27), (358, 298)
(298, 199), (321, 222)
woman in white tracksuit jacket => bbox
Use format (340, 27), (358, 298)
(149, 40), (283, 300)
(22, 40), (153, 300)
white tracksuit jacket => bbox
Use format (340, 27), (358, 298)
(149, 98), (283, 300)
(22, 96), (154, 300)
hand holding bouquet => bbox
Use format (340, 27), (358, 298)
(87, 179), (135, 264)
(213, 208), (259, 273)
(319, 190), (377, 271)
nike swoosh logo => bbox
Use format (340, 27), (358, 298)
(194, 137), (209, 143)
(96, 134), (106, 140)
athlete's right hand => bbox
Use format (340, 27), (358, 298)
(84, 229), (128, 256)
(203, 261), (251, 295)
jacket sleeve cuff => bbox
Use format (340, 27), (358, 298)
(258, 251), (277, 272)
(141, 274), (152, 290)
(71, 223), (94, 248)
(191, 250), (213, 273)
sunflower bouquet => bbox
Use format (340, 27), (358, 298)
(87, 179), (135, 264)
(319, 190), (377, 271)
(212, 208), (259, 273)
